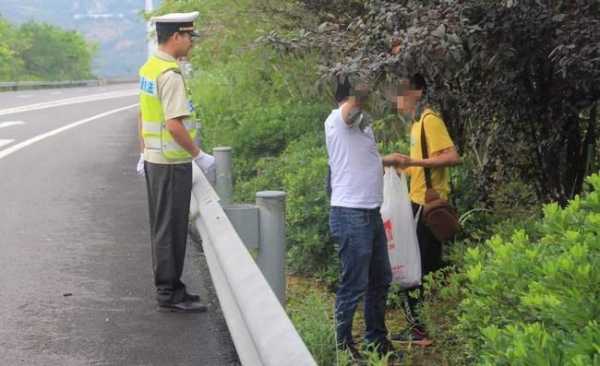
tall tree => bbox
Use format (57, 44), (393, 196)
(0, 17), (23, 81)
(18, 21), (96, 81)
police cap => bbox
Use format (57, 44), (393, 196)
(152, 11), (200, 37)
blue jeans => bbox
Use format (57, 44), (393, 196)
(330, 206), (392, 346)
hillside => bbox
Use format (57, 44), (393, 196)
(0, 0), (148, 78)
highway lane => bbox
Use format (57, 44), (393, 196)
(0, 84), (139, 111)
(0, 95), (138, 151)
(0, 85), (238, 365)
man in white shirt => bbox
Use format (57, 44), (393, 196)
(326, 82), (403, 359)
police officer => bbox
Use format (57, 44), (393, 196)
(138, 11), (215, 312)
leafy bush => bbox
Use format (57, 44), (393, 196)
(231, 101), (328, 179)
(423, 174), (600, 365)
(234, 132), (338, 282)
(282, 136), (334, 279)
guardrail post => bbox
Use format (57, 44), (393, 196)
(213, 146), (233, 205)
(256, 191), (287, 305)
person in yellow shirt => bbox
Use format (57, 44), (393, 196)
(392, 73), (461, 346)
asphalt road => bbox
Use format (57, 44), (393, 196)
(0, 85), (238, 365)
(0, 84), (137, 111)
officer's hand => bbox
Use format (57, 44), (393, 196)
(193, 152), (215, 171)
(193, 152), (216, 185)
(136, 153), (145, 176)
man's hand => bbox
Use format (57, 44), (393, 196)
(382, 153), (412, 168)
(193, 152), (216, 184)
(394, 153), (412, 168)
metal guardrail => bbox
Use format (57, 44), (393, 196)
(0, 78), (138, 92)
(0, 80), (99, 91)
(189, 161), (317, 366)
(212, 147), (287, 303)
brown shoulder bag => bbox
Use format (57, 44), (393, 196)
(420, 114), (460, 242)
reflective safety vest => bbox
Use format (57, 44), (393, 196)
(139, 55), (197, 162)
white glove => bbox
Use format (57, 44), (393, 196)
(136, 153), (145, 176)
(193, 152), (215, 171)
(193, 152), (216, 185)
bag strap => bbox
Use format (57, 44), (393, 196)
(420, 112), (434, 189)
(415, 204), (423, 225)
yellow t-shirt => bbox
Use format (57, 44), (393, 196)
(407, 108), (454, 205)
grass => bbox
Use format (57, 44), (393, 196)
(287, 275), (444, 366)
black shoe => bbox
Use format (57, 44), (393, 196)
(183, 292), (201, 302)
(374, 339), (403, 362)
(157, 300), (207, 313)
(391, 326), (433, 347)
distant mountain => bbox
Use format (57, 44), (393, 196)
(0, 0), (153, 78)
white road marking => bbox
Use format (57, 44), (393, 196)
(0, 121), (25, 129)
(0, 89), (138, 117)
(0, 139), (14, 148)
(0, 103), (138, 160)
(16, 94), (33, 98)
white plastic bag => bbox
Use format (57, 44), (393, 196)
(380, 167), (422, 289)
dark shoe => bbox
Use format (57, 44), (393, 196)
(157, 300), (207, 313)
(183, 292), (201, 302)
(374, 339), (403, 362)
(391, 326), (433, 347)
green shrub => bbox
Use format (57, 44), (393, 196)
(189, 41), (329, 180)
(424, 174), (600, 365)
(231, 102), (328, 178)
(234, 132), (338, 282)
(282, 136), (334, 280)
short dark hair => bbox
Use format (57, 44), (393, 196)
(409, 73), (427, 92)
(157, 29), (177, 44)
(335, 76), (351, 103)
(351, 83), (370, 104)
(156, 22), (190, 44)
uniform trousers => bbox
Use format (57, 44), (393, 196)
(144, 161), (192, 305)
